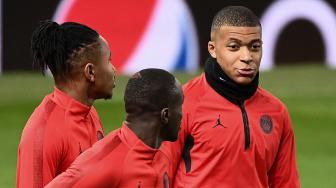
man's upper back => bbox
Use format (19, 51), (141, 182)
(46, 124), (172, 188)
(16, 88), (104, 187)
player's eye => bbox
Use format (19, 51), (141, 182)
(227, 43), (240, 51)
(250, 43), (262, 51)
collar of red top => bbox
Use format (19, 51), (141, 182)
(52, 87), (91, 117)
(119, 123), (159, 158)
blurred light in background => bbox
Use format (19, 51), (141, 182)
(1, 0), (336, 75)
(53, 0), (199, 75)
(261, 0), (336, 71)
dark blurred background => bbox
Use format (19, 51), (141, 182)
(3, 0), (336, 71)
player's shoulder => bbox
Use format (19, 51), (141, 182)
(104, 128), (121, 141)
(183, 73), (205, 93)
(89, 106), (99, 117)
(20, 95), (69, 148)
(183, 73), (207, 102)
(256, 87), (288, 111)
(88, 106), (103, 126)
(23, 94), (61, 130)
(34, 94), (75, 136)
(90, 128), (122, 150)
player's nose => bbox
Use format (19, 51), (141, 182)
(240, 47), (253, 64)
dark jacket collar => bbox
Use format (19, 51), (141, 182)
(204, 57), (259, 104)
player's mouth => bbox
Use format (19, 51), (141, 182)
(237, 68), (256, 77)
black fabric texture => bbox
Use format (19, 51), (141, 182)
(182, 135), (194, 173)
(204, 57), (259, 104)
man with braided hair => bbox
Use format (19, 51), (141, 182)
(16, 20), (116, 187)
(46, 68), (183, 188)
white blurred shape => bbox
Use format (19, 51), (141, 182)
(261, 0), (336, 70)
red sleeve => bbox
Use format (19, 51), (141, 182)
(16, 123), (63, 188)
(72, 158), (119, 188)
(46, 134), (122, 188)
(45, 147), (100, 188)
(70, 140), (126, 188)
(268, 108), (300, 188)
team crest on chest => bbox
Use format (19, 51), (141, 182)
(260, 115), (273, 134)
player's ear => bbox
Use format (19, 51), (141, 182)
(84, 63), (95, 82)
(160, 108), (169, 124)
(208, 41), (216, 58)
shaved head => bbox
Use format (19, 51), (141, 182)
(210, 6), (261, 40)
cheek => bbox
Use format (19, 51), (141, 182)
(218, 52), (239, 68)
(96, 67), (112, 89)
(253, 52), (262, 66)
(104, 65), (114, 81)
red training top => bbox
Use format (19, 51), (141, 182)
(46, 123), (171, 188)
(16, 87), (104, 188)
(161, 73), (300, 188)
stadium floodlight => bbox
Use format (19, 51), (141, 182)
(261, 0), (336, 71)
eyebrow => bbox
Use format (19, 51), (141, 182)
(250, 39), (262, 43)
(227, 38), (262, 44)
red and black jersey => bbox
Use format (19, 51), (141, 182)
(161, 73), (300, 188)
(16, 87), (104, 188)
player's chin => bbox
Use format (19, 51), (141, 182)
(102, 90), (113, 100)
(104, 93), (112, 100)
(104, 87), (115, 100)
(234, 76), (255, 85)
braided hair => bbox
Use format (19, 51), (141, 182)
(31, 20), (99, 79)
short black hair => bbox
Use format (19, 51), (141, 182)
(124, 68), (179, 114)
(211, 6), (261, 34)
(31, 20), (99, 78)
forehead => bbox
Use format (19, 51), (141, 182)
(216, 26), (261, 42)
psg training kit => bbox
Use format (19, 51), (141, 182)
(17, 87), (104, 187)
(46, 124), (171, 188)
(161, 58), (300, 188)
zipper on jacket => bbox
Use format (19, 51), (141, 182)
(238, 101), (250, 150)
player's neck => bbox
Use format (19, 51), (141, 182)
(55, 82), (94, 106)
(125, 116), (161, 149)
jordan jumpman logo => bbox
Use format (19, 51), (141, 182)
(213, 114), (226, 128)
